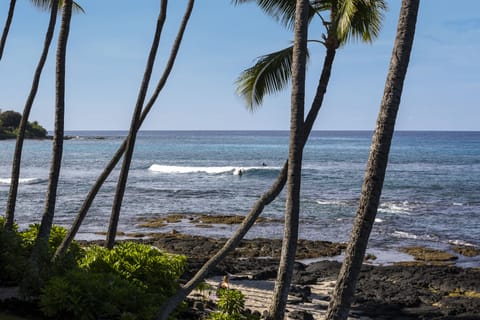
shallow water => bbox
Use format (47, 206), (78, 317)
(1, 131), (479, 265)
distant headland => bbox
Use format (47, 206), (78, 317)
(0, 110), (48, 140)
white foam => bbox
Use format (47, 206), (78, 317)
(0, 177), (46, 185)
(316, 199), (346, 206)
(375, 218), (384, 223)
(392, 231), (415, 239)
(148, 164), (277, 175)
(378, 201), (412, 215)
(448, 239), (476, 247)
(392, 230), (438, 241)
(148, 164), (235, 174)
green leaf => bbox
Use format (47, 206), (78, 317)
(232, 0), (317, 29)
(336, 0), (387, 44)
(236, 45), (309, 110)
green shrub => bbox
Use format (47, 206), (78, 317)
(0, 217), (27, 284)
(208, 288), (259, 320)
(40, 242), (187, 319)
(79, 242), (187, 298)
(40, 269), (158, 320)
(19, 224), (83, 297)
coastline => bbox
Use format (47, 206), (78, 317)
(103, 232), (480, 320)
(84, 212), (480, 269)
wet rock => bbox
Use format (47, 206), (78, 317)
(452, 245), (480, 257)
(401, 246), (458, 263)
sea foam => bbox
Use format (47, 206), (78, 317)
(0, 177), (46, 185)
(148, 164), (278, 175)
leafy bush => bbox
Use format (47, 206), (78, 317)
(40, 269), (158, 320)
(19, 224), (83, 297)
(79, 242), (186, 298)
(20, 223), (82, 269)
(0, 217), (27, 284)
(40, 242), (187, 319)
(208, 288), (259, 320)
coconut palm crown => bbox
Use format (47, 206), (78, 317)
(233, 0), (386, 109)
(30, 0), (84, 14)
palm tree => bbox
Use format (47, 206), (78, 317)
(3, 0), (60, 231)
(325, 1), (420, 319)
(267, 0), (308, 318)
(234, 0), (386, 111)
(0, 0), (17, 61)
(53, 0), (195, 258)
(105, 0), (197, 250)
(105, 0), (168, 250)
(3, 0), (84, 231)
(157, 1), (387, 318)
(35, 0), (73, 249)
(0, 0), (83, 62)
(21, 0), (73, 295)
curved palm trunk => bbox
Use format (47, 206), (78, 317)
(105, 0), (168, 250)
(4, 0), (59, 231)
(0, 0), (16, 61)
(157, 25), (338, 320)
(22, 1), (72, 295)
(36, 0), (72, 243)
(326, 1), (420, 319)
(54, 0), (194, 258)
(267, 0), (308, 318)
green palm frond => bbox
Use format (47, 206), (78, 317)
(336, 0), (387, 44)
(310, 0), (333, 13)
(236, 45), (309, 110)
(29, 0), (52, 11)
(29, 0), (85, 14)
(232, 0), (317, 29)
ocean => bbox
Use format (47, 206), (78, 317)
(1, 131), (479, 266)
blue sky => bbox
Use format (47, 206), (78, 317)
(0, 0), (479, 131)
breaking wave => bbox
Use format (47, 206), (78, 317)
(148, 164), (279, 176)
(0, 177), (46, 185)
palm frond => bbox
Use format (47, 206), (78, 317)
(71, 1), (85, 14)
(29, 0), (85, 14)
(236, 45), (309, 110)
(336, 0), (387, 44)
(232, 0), (317, 29)
(29, 0), (51, 11)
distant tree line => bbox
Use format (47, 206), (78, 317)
(0, 109), (48, 139)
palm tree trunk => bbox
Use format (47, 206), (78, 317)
(4, 0), (59, 231)
(21, 0), (72, 295)
(326, 1), (420, 319)
(157, 25), (337, 320)
(54, 0), (194, 258)
(0, 0), (16, 61)
(267, 1), (308, 318)
(105, 0), (169, 249)
(37, 0), (72, 241)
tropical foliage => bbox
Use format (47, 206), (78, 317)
(208, 288), (260, 320)
(234, 0), (386, 109)
(1, 216), (187, 319)
(40, 242), (187, 320)
(0, 110), (47, 139)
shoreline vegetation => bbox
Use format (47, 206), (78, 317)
(0, 110), (48, 140)
(2, 224), (480, 319)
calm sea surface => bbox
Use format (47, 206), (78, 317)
(1, 131), (479, 265)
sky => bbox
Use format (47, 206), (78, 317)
(0, 1), (479, 131)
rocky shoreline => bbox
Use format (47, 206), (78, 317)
(2, 231), (479, 319)
(84, 232), (480, 319)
